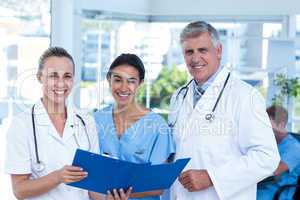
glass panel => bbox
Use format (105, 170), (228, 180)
(294, 123), (300, 134)
(0, 0), (51, 103)
(296, 15), (300, 35)
(80, 19), (283, 112)
(0, 1), (51, 198)
(80, 20), (189, 112)
(294, 96), (300, 117)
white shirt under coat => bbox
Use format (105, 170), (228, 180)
(5, 99), (100, 200)
(169, 67), (280, 200)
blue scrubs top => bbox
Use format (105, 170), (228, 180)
(93, 105), (175, 200)
(257, 134), (300, 200)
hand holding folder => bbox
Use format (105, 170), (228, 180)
(68, 149), (190, 194)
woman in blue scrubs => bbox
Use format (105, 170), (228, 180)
(94, 53), (175, 200)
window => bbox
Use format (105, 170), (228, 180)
(79, 20), (188, 110)
(79, 16), (283, 114)
(0, 0), (51, 102)
(293, 95), (300, 133)
(296, 15), (300, 35)
(0, 1), (51, 198)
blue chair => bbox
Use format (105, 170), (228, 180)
(273, 133), (300, 200)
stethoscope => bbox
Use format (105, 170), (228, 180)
(168, 72), (231, 128)
(31, 104), (91, 172)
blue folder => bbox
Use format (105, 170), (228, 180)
(68, 149), (190, 194)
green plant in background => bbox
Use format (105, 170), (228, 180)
(80, 81), (95, 88)
(137, 65), (188, 110)
(272, 74), (300, 106)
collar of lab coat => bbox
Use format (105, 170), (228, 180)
(175, 67), (231, 141)
(193, 66), (230, 112)
(172, 67), (229, 126)
(193, 66), (223, 91)
(33, 99), (75, 142)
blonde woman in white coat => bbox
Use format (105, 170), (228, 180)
(5, 47), (131, 200)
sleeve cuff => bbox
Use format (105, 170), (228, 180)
(5, 162), (32, 175)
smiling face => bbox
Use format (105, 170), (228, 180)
(38, 56), (74, 106)
(182, 32), (222, 85)
(108, 64), (142, 108)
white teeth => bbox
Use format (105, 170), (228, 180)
(118, 93), (129, 97)
(193, 65), (205, 69)
(54, 90), (65, 95)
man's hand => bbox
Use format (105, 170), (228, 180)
(178, 169), (213, 192)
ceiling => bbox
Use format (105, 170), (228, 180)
(78, 0), (300, 17)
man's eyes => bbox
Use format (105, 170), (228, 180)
(48, 74), (73, 78)
(185, 50), (193, 55)
(48, 74), (58, 78)
(199, 49), (208, 53)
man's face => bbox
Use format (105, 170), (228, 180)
(270, 119), (286, 143)
(182, 32), (222, 84)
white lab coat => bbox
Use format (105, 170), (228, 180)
(5, 99), (99, 200)
(169, 67), (280, 200)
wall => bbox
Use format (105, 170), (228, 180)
(80, 0), (150, 15)
(150, 0), (300, 16)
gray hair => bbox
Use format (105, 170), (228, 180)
(37, 46), (75, 74)
(180, 21), (220, 47)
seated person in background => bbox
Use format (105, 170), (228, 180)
(257, 105), (300, 200)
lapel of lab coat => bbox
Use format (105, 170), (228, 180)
(173, 81), (194, 142)
(194, 67), (229, 113)
(34, 99), (75, 144)
(63, 103), (76, 143)
(180, 67), (230, 141)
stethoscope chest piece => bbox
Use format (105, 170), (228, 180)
(205, 113), (215, 123)
(33, 161), (46, 172)
(31, 103), (90, 173)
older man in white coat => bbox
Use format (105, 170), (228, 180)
(168, 21), (280, 200)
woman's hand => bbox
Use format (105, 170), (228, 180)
(54, 165), (88, 184)
(106, 188), (132, 200)
(10, 166), (88, 200)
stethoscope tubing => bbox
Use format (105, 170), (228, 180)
(211, 72), (231, 113)
(169, 72), (231, 127)
(31, 105), (41, 164)
(31, 104), (90, 171)
(169, 79), (194, 128)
